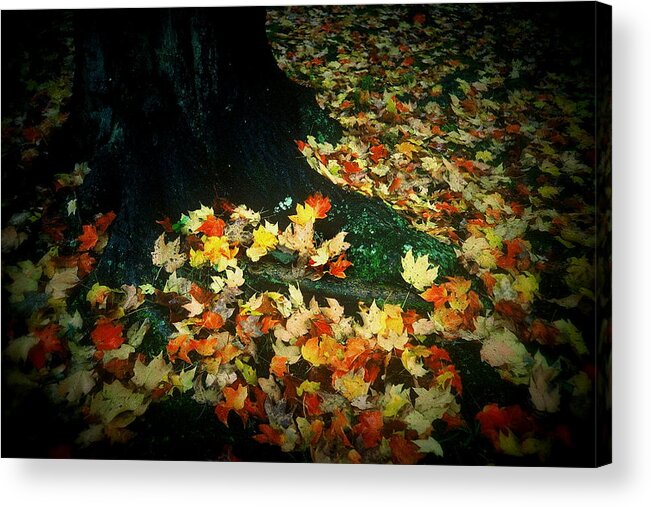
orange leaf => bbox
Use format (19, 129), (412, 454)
(189, 283), (214, 305)
(421, 284), (448, 309)
(388, 177), (402, 193)
(215, 384), (248, 426)
(201, 311), (224, 330)
(401, 309), (421, 334)
(529, 319), (560, 346)
(413, 13), (426, 24)
(91, 320), (124, 351)
(260, 315), (281, 334)
(310, 419), (325, 445)
(328, 409), (352, 447)
(506, 123), (521, 134)
(77, 225), (98, 252)
(103, 357), (131, 379)
(244, 386), (267, 420)
(305, 193), (332, 219)
(270, 356), (288, 377)
(310, 318), (333, 339)
(166, 334), (194, 364)
(193, 337), (219, 356)
(389, 435), (424, 464)
(253, 424), (285, 446)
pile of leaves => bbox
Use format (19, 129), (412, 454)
(2, 4), (601, 465)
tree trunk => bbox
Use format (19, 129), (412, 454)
(67, 7), (456, 285)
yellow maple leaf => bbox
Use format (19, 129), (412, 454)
(382, 384), (410, 417)
(334, 370), (369, 401)
(401, 249), (439, 291)
(203, 235), (238, 271)
(395, 141), (419, 160)
(289, 203), (317, 226)
(189, 248), (207, 268)
(297, 380), (321, 396)
(512, 272), (539, 303)
(246, 221), (279, 262)
(87, 282), (114, 309)
(301, 337), (325, 366)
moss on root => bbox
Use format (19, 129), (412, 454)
(328, 197), (458, 284)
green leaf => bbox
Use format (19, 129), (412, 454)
(235, 358), (258, 385)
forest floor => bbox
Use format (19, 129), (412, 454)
(2, 4), (603, 465)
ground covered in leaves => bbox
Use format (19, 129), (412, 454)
(2, 5), (604, 465)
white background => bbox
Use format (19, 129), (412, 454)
(1, 0), (649, 505)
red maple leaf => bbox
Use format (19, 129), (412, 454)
(369, 144), (388, 163)
(475, 403), (535, 447)
(310, 317), (333, 338)
(103, 358), (132, 379)
(529, 319), (560, 346)
(328, 409), (352, 447)
(327, 254), (352, 278)
(91, 320), (124, 351)
(388, 177), (402, 193)
(244, 386), (267, 421)
(42, 216), (67, 242)
(303, 392), (322, 416)
(77, 253), (96, 277)
(77, 225), (98, 252)
(494, 300), (528, 321)
(506, 123), (521, 134)
(156, 216), (174, 233)
(94, 211), (116, 234)
(34, 324), (63, 355)
(353, 410), (384, 448)
(22, 126), (42, 143)
(423, 345), (452, 371)
(389, 435), (423, 464)
(496, 238), (528, 270)
(189, 283), (214, 304)
(197, 215), (226, 237)
(342, 160), (362, 174)
(305, 192), (331, 219)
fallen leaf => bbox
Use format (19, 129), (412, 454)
(401, 249), (439, 291)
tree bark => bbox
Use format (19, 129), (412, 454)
(67, 7), (456, 285)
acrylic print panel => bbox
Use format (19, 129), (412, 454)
(1, 2), (611, 466)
